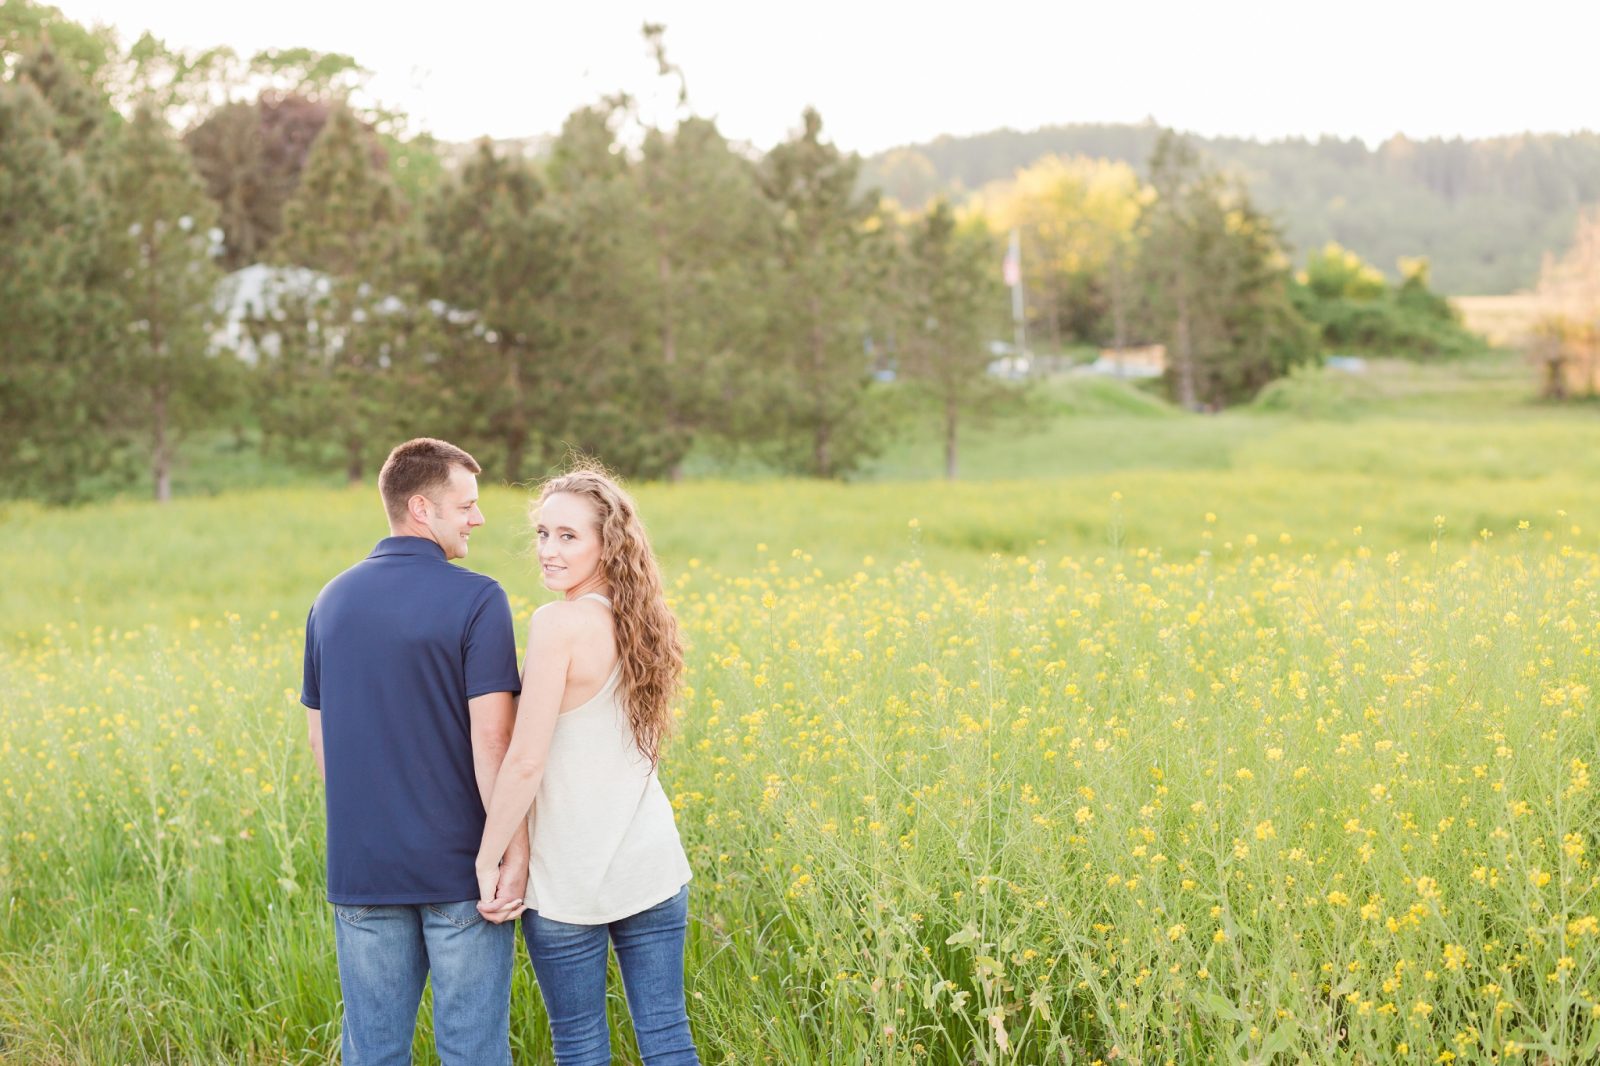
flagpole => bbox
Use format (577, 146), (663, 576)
(1007, 228), (1029, 374)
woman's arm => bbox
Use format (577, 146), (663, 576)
(474, 605), (574, 903)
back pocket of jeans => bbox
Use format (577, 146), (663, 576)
(426, 901), (485, 929)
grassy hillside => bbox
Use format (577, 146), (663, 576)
(878, 356), (1567, 476)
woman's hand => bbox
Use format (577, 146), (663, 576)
(472, 607), (571, 903)
(476, 853), (527, 924)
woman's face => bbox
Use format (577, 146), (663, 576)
(537, 491), (605, 596)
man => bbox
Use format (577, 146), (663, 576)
(301, 437), (528, 1065)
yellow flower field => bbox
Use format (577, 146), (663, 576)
(2, 482), (1599, 1063)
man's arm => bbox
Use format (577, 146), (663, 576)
(469, 691), (529, 921)
(305, 707), (325, 781)
(301, 605), (323, 782)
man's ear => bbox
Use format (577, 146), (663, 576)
(408, 494), (432, 523)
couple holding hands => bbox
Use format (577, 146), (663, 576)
(301, 437), (699, 1065)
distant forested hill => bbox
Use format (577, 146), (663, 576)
(861, 123), (1600, 295)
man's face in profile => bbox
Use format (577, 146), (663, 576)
(420, 465), (484, 560)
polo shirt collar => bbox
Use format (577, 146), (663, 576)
(369, 536), (448, 561)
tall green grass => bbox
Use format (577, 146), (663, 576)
(7, 403), (1600, 1062)
(9, 412), (1600, 637)
(5, 501), (1599, 1062)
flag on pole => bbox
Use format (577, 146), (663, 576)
(1002, 228), (1021, 288)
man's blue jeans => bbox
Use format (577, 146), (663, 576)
(522, 884), (700, 1065)
(332, 899), (514, 1066)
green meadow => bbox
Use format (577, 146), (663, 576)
(5, 357), (1600, 1063)
(8, 359), (1599, 634)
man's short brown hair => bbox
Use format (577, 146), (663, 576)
(379, 438), (481, 524)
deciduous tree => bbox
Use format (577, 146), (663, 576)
(973, 155), (1144, 350)
(1533, 211), (1600, 397)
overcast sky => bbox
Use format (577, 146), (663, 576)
(52, 0), (1600, 153)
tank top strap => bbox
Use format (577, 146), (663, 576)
(576, 591), (613, 608)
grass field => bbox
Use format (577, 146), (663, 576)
(6, 359), (1600, 1063)
(1454, 295), (1555, 348)
(108, 355), (1554, 497)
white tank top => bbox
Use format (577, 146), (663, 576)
(524, 592), (692, 924)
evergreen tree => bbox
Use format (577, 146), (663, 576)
(1138, 132), (1316, 408)
(537, 79), (779, 480)
(634, 116), (772, 478)
(275, 106), (396, 275)
(758, 108), (887, 477)
(426, 140), (567, 482)
(383, 128), (446, 209)
(14, 35), (107, 152)
(1140, 134), (1218, 408)
(98, 103), (229, 501)
(0, 2), (119, 91)
(256, 105), (428, 483)
(899, 200), (1011, 479)
(0, 78), (121, 502)
(540, 103), (664, 475)
(1209, 205), (1320, 403)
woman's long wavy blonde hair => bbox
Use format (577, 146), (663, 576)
(535, 466), (684, 764)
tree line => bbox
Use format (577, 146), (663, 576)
(865, 122), (1600, 296)
(0, 6), (1482, 503)
(968, 147), (1485, 395)
(1, 20), (1015, 501)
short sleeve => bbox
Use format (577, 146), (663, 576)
(300, 605), (322, 709)
(464, 584), (522, 699)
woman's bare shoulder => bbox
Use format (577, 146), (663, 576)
(528, 598), (612, 639)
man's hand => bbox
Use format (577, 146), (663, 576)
(479, 859), (528, 924)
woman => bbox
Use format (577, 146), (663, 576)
(475, 468), (699, 1066)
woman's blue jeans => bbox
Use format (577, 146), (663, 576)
(522, 884), (700, 1065)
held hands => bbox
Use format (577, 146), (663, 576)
(476, 854), (528, 924)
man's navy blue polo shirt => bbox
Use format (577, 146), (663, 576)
(301, 536), (523, 905)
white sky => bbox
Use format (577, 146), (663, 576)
(51, 0), (1600, 153)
